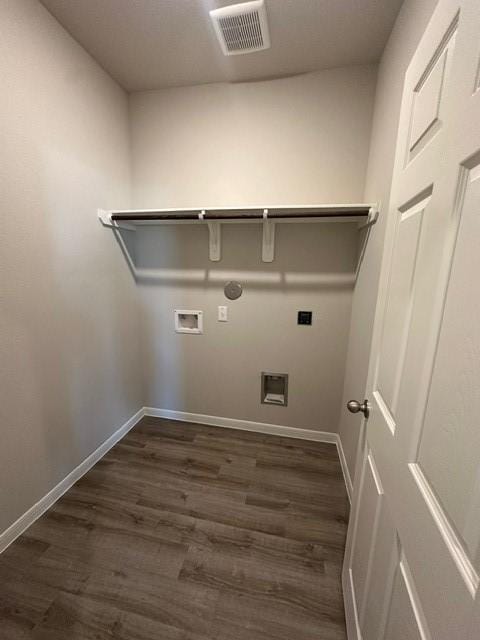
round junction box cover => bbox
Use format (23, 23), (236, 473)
(224, 281), (242, 300)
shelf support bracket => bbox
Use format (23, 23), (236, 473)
(358, 205), (379, 230)
(355, 205), (380, 278)
(98, 209), (136, 232)
(262, 209), (275, 262)
(207, 220), (221, 261)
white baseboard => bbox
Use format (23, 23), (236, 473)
(144, 407), (338, 443)
(336, 435), (353, 503)
(144, 407), (352, 500)
(0, 407), (145, 554)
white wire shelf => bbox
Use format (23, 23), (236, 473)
(98, 204), (378, 264)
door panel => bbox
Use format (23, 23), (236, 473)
(361, 502), (397, 640)
(407, 18), (457, 163)
(343, 1), (480, 637)
(375, 192), (430, 424)
(351, 451), (384, 623)
(417, 158), (480, 565)
(384, 554), (429, 640)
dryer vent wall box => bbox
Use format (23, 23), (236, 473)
(175, 310), (203, 334)
(261, 372), (288, 406)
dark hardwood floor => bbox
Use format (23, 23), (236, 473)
(0, 417), (349, 639)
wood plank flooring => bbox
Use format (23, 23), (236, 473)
(0, 417), (349, 639)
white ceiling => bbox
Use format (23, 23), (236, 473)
(40, 0), (403, 92)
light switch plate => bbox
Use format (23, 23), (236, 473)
(218, 306), (228, 322)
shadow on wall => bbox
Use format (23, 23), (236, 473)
(116, 222), (360, 291)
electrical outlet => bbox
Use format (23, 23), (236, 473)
(298, 311), (312, 325)
(218, 306), (228, 322)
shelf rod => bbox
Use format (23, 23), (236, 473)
(110, 211), (370, 222)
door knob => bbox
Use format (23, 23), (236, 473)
(347, 399), (370, 418)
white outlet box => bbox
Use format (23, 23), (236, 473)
(218, 306), (228, 322)
(175, 310), (203, 334)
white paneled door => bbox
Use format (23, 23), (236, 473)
(342, 0), (480, 638)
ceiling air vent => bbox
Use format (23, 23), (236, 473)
(209, 0), (271, 56)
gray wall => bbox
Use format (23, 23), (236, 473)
(129, 67), (377, 431)
(130, 67), (377, 208)
(136, 222), (358, 431)
(338, 0), (440, 482)
(0, 0), (143, 535)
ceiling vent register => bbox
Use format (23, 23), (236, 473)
(209, 0), (271, 56)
